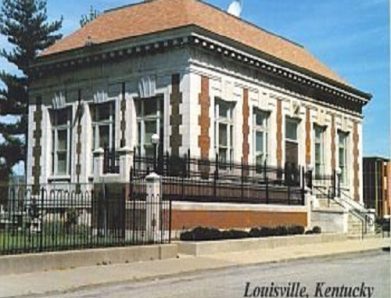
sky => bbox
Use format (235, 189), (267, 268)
(0, 0), (390, 163)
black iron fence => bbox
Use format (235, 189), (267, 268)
(132, 150), (307, 205)
(0, 182), (171, 256)
(312, 170), (341, 201)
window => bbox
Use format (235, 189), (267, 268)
(253, 108), (268, 171)
(314, 125), (325, 177)
(215, 99), (235, 168)
(135, 97), (164, 157)
(285, 117), (300, 169)
(285, 118), (298, 142)
(91, 102), (116, 151)
(51, 107), (72, 175)
(338, 131), (348, 185)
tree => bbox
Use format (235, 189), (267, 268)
(80, 6), (100, 28)
(0, 0), (62, 182)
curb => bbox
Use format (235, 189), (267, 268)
(8, 243), (390, 298)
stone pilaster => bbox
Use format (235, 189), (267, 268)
(120, 82), (127, 147)
(75, 90), (82, 193)
(170, 74), (183, 157)
(305, 107), (311, 165)
(242, 88), (249, 165)
(353, 121), (360, 201)
(276, 100), (283, 168)
(331, 115), (336, 170)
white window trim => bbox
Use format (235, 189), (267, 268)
(90, 101), (116, 175)
(135, 96), (163, 157)
(51, 107), (72, 176)
(338, 131), (349, 186)
(314, 124), (326, 177)
(214, 99), (235, 168)
(91, 101), (116, 151)
(253, 108), (269, 167)
(285, 117), (300, 144)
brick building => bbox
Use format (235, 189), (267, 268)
(363, 157), (391, 218)
(26, 0), (372, 231)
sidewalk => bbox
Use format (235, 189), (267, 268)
(0, 237), (389, 297)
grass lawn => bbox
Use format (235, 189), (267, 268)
(0, 229), (136, 254)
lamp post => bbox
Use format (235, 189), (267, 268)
(306, 164), (314, 189)
(336, 167), (342, 197)
(151, 134), (160, 172)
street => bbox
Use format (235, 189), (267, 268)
(49, 250), (390, 298)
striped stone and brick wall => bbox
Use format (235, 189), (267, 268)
(198, 76), (210, 160)
(32, 97), (43, 194)
(170, 73), (183, 156)
(242, 88), (249, 165)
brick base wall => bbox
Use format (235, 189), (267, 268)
(171, 209), (308, 230)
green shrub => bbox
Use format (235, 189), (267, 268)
(312, 226), (322, 234)
(221, 229), (249, 239)
(287, 225), (305, 235)
(249, 228), (261, 237)
(259, 227), (275, 237)
(274, 226), (289, 236)
(179, 227), (221, 241)
(180, 224), (309, 241)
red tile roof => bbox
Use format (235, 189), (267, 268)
(41, 0), (345, 84)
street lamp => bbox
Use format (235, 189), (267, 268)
(306, 164), (314, 189)
(151, 134), (160, 172)
(336, 167), (342, 197)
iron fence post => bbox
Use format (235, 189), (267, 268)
(264, 158), (267, 181)
(40, 187), (44, 252)
(187, 149), (191, 178)
(168, 199), (172, 243)
(241, 161), (244, 201)
(301, 167), (305, 205)
(307, 169), (313, 189)
(265, 176), (269, 204)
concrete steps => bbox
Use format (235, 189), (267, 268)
(316, 198), (343, 210)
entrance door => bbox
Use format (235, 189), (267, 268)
(285, 141), (298, 166)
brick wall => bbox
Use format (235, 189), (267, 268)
(171, 209), (308, 230)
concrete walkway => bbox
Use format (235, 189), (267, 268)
(0, 237), (389, 298)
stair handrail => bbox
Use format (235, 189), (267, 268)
(338, 190), (375, 227)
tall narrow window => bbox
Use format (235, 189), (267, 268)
(338, 131), (348, 184)
(314, 125), (325, 177)
(285, 117), (299, 167)
(135, 97), (164, 157)
(91, 102), (116, 151)
(253, 108), (268, 171)
(51, 107), (72, 175)
(215, 99), (235, 168)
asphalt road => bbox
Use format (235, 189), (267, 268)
(50, 250), (390, 298)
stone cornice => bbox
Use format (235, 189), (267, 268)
(31, 27), (371, 114)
